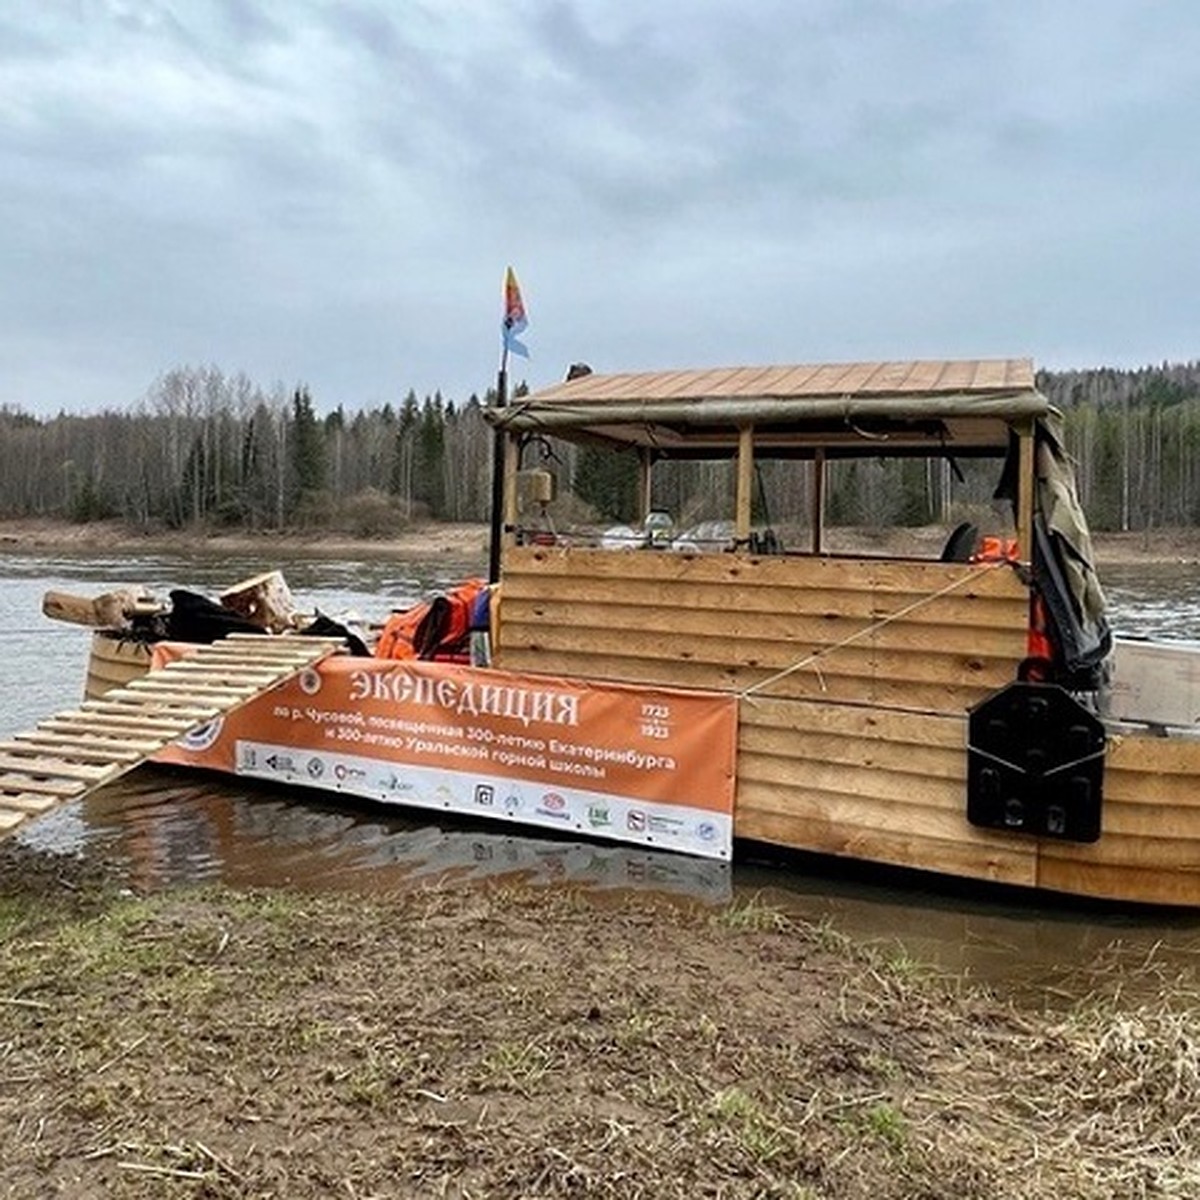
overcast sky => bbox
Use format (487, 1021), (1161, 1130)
(2, 1), (1197, 416)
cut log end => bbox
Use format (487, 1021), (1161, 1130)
(218, 571), (297, 634)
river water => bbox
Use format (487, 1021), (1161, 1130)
(3, 548), (1200, 1004)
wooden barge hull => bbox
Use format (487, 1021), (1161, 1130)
(494, 546), (1200, 908)
(85, 545), (1200, 906)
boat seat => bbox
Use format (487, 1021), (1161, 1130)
(939, 522), (980, 562)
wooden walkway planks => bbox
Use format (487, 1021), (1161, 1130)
(0, 634), (344, 842)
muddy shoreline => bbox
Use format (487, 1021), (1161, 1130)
(1, 838), (1196, 1198)
(2, 516), (1198, 566)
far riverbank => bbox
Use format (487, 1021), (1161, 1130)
(4, 516), (1200, 566)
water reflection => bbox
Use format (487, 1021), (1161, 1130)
(21, 767), (733, 905)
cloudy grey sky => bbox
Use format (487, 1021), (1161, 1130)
(2, 1), (1197, 415)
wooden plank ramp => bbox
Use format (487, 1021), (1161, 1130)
(0, 634), (345, 840)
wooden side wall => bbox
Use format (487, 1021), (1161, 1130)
(497, 546), (1036, 888)
(498, 547), (1200, 905)
(1036, 733), (1200, 906)
(497, 546), (1030, 713)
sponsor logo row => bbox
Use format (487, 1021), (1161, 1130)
(238, 745), (720, 849)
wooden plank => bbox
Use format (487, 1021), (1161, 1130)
(2, 635), (345, 845)
(735, 803), (1037, 888)
(498, 624), (1015, 710)
(0, 738), (139, 764)
(499, 597), (1027, 657)
(81, 700), (219, 715)
(115, 686), (252, 700)
(124, 678), (258, 699)
(501, 563), (1028, 619)
(1105, 732), (1200, 775)
(503, 544), (1026, 595)
(82, 693), (221, 713)
(0, 793), (64, 814)
(735, 425), (753, 543)
(45, 713), (195, 735)
(154, 663), (289, 683)
(739, 725), (965, 783)
(0, 753), (117, 782)
(1017, 423), (1035, 559)
(224, 633), (341, 645)
(164, 642), (332, 659)
(9, 732), (159, 759)
(1035, 856), (1200, 907)
(0, 774), (86, 798)
(737, 755), (965, 819)
(499, 617), (1022, 678)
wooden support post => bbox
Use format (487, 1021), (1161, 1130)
(811, 449), (826, 554)
(735, 425), (754, 546)
(637, 449), (653, 522)
(1017, 422), (1036, 561)
(502, 432), (519, 546)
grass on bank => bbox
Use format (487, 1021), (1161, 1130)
(0, 872), (1198, 1199)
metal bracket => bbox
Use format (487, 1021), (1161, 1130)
(967, 682), (1106, 843)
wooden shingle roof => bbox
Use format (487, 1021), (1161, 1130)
(489, 358), (1047, 455)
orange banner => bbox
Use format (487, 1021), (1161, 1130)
(154, 652), (738, 859)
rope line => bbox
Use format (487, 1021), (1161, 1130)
(738, 560), (1009, 700)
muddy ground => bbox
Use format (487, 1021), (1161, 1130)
(1, 840), (1197, 1199)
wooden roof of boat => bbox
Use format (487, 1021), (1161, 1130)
(490, 357), (1049, 456)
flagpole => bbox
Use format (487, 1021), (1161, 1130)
(487, 346), (509, 585)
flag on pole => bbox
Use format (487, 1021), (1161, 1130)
(502, 266), (529, 359)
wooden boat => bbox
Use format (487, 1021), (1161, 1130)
(75, 358), (1200, 906)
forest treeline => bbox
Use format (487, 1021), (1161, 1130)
(1, 361), (1198, 536)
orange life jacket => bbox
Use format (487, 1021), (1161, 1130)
(971, 535), (1020, 563)
(375, 578), (488, 662)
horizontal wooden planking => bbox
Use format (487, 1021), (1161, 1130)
(728, 695), (1029, 883)
(498, 630), (1010, 713)
(1036, 855), (1200, 907)
(740, 723), (965, 783)
(742, 694), (965, 745)
(1106, 733), (1200, 775)
(504, 545), (1027, 595)
(499, 547), (1027, 714)
(1104, 770), (1200, 815)
(1039, 829), (1200, 870)
(499, 619), (1019, 681)
(737, 769), (968, 840)
(501, 576), (1026, 628)
(502, 574), (1027, 630)
(732, 693), (1200, 904)
(500, 597), (1026, 658)
(735, 803), (1038, 888)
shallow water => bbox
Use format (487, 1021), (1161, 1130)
(3, 549), (1200, 1005)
